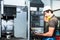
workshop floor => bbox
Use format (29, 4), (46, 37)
(0, 38), (28, 40)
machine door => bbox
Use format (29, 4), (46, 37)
(30, 11), (44, 39)
(14, 7), (27, 38)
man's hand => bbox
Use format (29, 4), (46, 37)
(34, 32), (43, 36)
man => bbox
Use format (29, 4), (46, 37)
(34, 6), (58, 37)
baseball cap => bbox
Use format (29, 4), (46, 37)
(43, 6), (52, 12)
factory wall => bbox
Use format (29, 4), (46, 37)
(4, 0), (26, 6)
(42, 0), (51, 6)
(52, 0), (60, 17)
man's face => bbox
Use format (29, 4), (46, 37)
(44, 11), (51, 22)
(44, 11), (50, 17)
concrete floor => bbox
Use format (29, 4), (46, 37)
(0, 36), (42, 40)
(0, 38), (28, 40)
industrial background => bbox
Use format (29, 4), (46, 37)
(0, 0), (60, 40)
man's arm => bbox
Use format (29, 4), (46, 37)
(34, 27), (55, 37)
